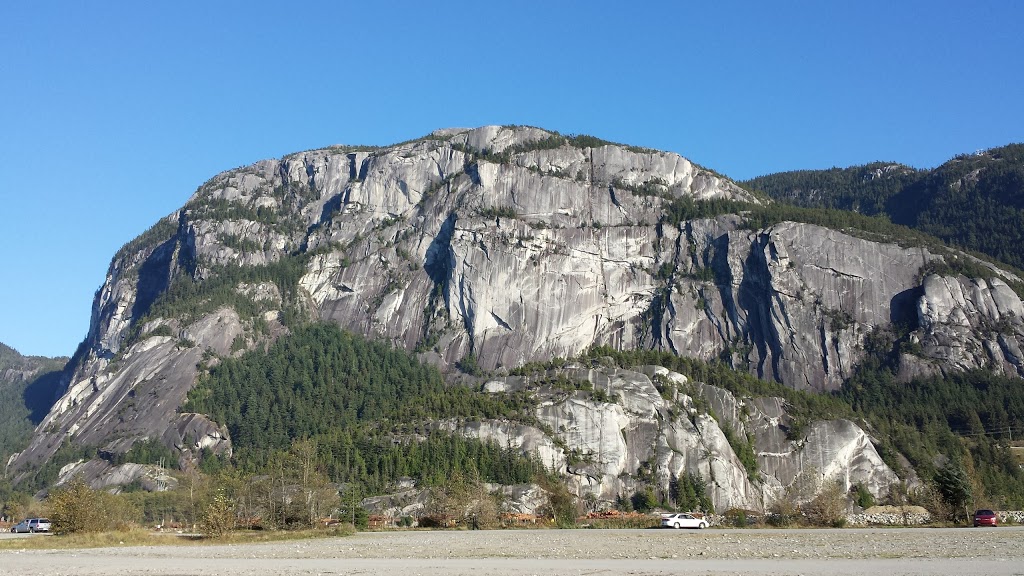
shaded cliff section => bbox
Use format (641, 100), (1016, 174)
(0, 343), (66, 470)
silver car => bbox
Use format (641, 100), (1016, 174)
(29, 518), (51, 532)
(10, 518), (51, 533)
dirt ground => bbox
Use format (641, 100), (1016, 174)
(1, 526), (1021, 576)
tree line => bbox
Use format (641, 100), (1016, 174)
(185, 322), (542, 492)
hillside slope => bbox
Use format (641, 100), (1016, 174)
(744, 144), (1024, 269)
(0, 343), (65, 468)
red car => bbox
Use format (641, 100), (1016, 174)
(973, 509), (998, 527)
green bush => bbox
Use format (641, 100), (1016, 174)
(200, 488), (236, 537)
(47, 476), (106, 534)
(723, 508), (753, 527)
(804, 481), (848, 527)
(854, 483), (875, 509)
(630, 489), (657, 513)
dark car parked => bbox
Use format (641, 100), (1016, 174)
(973, 509), (997, 527)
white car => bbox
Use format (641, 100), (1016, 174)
(660, 512), (708, 529)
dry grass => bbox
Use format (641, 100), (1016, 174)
(0, 524), (356, 550)
(579, 517), (662, 530)
(863, 505), (930, 516)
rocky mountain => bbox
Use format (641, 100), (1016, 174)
(8, 126), (1024, 511)
(744, 144), (1024, 269)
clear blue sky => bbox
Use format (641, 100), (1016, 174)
(2, 1), (1022, 358)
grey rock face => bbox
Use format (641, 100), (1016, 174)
(911, 274), (1024, 377)
(11, 308), (249, 481)
(658, 220), (947, 391)
(475, 365), (896, 512)
(57, 460), (179, 493)
(11, 126), (1023, 505)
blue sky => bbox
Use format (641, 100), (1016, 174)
(2, 1), (1022, 357)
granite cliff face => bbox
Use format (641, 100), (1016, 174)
(470, 365), (896, 512)
(11, 126), (1024, 507)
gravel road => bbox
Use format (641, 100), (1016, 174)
(0, 527), (1021, 576)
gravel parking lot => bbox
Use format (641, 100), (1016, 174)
(0, 526), (1021, 576)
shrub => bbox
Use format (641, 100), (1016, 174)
(670, 472), (713, 513)
(853, 483), (875, 509)
(804, 481), (848, 527)
(630, 489), (657, 513)
(479, 206), (518, 220)
(767, 496), (799, 527)
(200, 488), (236, 537)
(147, 324), (174, 338)
(934, 463), (972, 521)
(723, 508), (761, 527)
(456, 352), (481, 376)
(417, 515), (450, 528)
(536, 474), (579, 528)
(47, 476), (106, 534)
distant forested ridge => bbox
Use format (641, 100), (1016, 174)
(0, 343), (65, 470)
(744, 144), (1024, 269)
